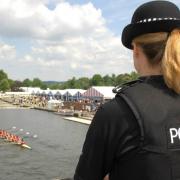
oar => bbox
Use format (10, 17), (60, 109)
(4, 126), (17, 132)
(6, 126), (23, 134)
(1, 127), (24, 140)
(1, 127), (38, 140)
(22, 132), (38, 139)
(1, 127), (37, 147)
(0, 141), (17, 146)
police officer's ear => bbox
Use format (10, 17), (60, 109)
(132, 42), (140, 57)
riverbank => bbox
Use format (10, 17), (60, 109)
(0, 96), (93, 124)
(0, 99), (29, 109)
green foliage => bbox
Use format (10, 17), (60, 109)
(10, 80), (23, 92)
(0, 69), (139, 92)
(103, 74), (117, 86)
(91, 74), (104, 86)
(40, 83), (47, 90)
(67, 77), (76, 88)
(115, 73), (131, 86)
(49, 83), (61, 90)
(32, 78), (43, 87)
(8, 79), (14, 88)
(76, 77), (90, 89)
(22, 78), (32, 87)
(111, 74), (116, 86)
(59, 77), (91, 90)
(0, 70), (10, 92)
(0, 79), (10, 92)
(58, 72), (139, 89)
(0, 70), (8, 81)
(130, 71), (139, 80)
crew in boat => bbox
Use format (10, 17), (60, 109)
(0, 130), (3, 138)
(17, 137), (25, 145)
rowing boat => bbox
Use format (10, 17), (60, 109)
(0, 140), (32, 149)
(0, 129), (32, 150)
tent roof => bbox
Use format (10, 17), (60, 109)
(93, 86), (115, 99)
(20, 87), (41, 93)
(83, 86), (115, 99)
(65, 89), (86, 96)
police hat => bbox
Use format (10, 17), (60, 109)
(122, 1), (180, 49)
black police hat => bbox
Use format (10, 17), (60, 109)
(122, 1), (180, 49)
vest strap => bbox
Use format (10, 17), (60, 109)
(117, 93), (145, 146)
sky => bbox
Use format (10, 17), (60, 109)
(0, 0), (179, 81)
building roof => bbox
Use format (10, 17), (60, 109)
(5, 92), (32, 96)
(83, 86), (115, 99)
(20, 86), (116, 99)
(20, 87), (41, 94)
(65, 89), (86, 96)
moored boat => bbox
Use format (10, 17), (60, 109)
(55, 109), (74, 116)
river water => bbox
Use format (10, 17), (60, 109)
(0, 109), (89, 180)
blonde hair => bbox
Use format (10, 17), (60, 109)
(133, 29), (180, 94)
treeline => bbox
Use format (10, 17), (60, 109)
(55, 72), (139, 90)
(0, 69), (139, 92)
(0, 70), (48, 92)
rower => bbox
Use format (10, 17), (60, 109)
(0, 130), (3, 138)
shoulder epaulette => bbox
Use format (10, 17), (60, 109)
(113, 79), (143, 94)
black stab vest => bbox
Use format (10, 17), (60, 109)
(115, 76), (180, 180)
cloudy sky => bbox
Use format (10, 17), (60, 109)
(0, 0), (179, 81)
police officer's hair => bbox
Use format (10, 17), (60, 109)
(133, 28), (180, 94)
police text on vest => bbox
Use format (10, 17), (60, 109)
(170, 128), (180, 144)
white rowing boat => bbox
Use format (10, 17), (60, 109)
(0, 140), (32, 149)
(0, 137), (32, 149)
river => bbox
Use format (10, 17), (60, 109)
(0, 109), (89, 180)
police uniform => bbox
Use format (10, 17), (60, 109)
(74, 75), (180, 180)
(74, 0), (180, 179)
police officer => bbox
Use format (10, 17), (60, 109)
(74, 1), (180, 180)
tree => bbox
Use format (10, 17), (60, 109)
(121, 73), (132, 84)
(77, 77), (90, 89)
(115, 72), (139, 86)
(91, 74), (104, 86)
(115, 73), (130, 85)
(111, 74), (116, 86)
(49, 83), (61, 90)
(130, 71), (139, 80)
(0, 70), (8, 81)
(32, 78), (43, 87)
(10, 80), (23, 92)
(0, 79), (10, 92)
(40, 84), (47, 90)
(22, 78), (32, 87)
(60, 77), (77, 89)
(8, 79), (14, 90)
(68, 77), (76, 88)
(115, 74), (125, 86)
(103, 75), (112, 86)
